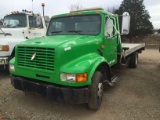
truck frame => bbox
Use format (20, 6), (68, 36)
(9, 8), (145, 110)
(0, 10), (49, 70)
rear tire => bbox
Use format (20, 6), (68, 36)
(129, 52), (138, 68)
(88, 71), (103, 110)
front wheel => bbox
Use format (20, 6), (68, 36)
(88, 71), (104, 110)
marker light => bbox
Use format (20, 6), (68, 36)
(95, 10), (100, 14)
(42, 3), (45, 7)
(101, 45), (105, 49)
(78, 12), (82, 15)
(52, 16), (56, 18)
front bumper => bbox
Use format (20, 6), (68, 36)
(10, 75), (89, 104)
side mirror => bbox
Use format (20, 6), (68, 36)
(36, 16), (42, 27)
(121, 12), (130, 35)
(3, 21), (8, 27)
(44, 16), (50, 22)
(0, 21), (2, 26)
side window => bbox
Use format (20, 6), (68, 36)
(29, 16), (43, 28)
(105, 18), (114, 37)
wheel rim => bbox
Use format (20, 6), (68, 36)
(97, 82), (103, 98)
(135, 55), (138, 65)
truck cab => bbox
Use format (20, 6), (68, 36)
(0, 10), (49, 69)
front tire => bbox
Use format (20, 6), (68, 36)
(88, 71), (104, 110)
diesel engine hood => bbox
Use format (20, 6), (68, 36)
(18, 35), (100, 48)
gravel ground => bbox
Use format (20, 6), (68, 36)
(0, 48), (160, 120)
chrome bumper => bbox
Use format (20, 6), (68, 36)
(0, 57), (8, 69)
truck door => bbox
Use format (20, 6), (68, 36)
(28, 16), (46, 39)
(103, 17), (117, 66)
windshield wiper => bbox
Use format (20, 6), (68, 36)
(0, 33), (12, 36)
(51, 31), (63, 34)
(4, 24), (12, 28)
(0, 28), (12, 36)
(13, 24), (25, 28)
(68, 30), (82, 34)
(0, 28), (4, 34)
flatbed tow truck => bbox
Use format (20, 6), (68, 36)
(9, 8), (145, 110)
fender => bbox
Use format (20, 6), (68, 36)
(88, 57), (110, 82)
(60, 53), (109, 85)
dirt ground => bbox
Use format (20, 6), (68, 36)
(0, 48), (160, 120)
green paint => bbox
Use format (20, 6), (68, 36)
(10, 9), (123, 87)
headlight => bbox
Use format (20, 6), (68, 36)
(61, 73), (76, 82)
(9, 64), (15, 71)
(60, 73), (88, 82)
(0, 45), (9, 51)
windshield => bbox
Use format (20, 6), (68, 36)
(3, 14), (26, 28)
(47, 14), (101, 36)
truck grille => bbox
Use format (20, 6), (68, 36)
(17, 46), (55, 71)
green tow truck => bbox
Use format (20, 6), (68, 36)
(9, 8), (145, 110)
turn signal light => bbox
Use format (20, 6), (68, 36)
(3, 45), (9, 51)
(76, 73), (88, 82)
(0, 45), (9, 51)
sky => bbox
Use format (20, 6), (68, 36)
(0, 0), (160, 29)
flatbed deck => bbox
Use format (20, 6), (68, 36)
(122, 43), (145, 57)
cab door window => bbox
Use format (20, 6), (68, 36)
(29, 16), (43, 28)
(105, 18), (114, 37)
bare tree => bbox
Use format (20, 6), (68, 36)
(106, 6), (118, 13)
(69, 4), (84, 11)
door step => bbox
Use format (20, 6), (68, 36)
(109, 76), (119, 86)
(103, 75), (119, 86)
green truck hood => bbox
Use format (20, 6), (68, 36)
(13, 35), (102, 86)
(19, 35), (99, 48)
